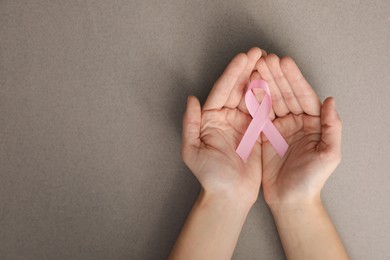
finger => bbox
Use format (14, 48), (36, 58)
(237, 95), (249, 114)
(265, 54), (303, 115)
(261, 114), (302, 143)
(256, 58), (290, 117)
(203, 53), (248, 111)
(182, 96), (201, 157)
(238, 71), (276, 120)
(318, 97), (342, 157)
(280, 56), (321, 116)
(225, 47), (263, 108)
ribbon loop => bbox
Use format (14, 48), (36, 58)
(236, 80), (288, 161)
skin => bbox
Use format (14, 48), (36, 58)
(169, 49), (349, 260)
(258, 55), (349, 259)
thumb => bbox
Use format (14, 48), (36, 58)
(182, 96), (201, 157)
(319, 97), (342, 157)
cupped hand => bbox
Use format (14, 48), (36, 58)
(255, 54), (342, 206)
(182, 48), (265, 205)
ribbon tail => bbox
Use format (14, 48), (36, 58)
(236, 116), (265, 162)
(263, 120), (289, 158)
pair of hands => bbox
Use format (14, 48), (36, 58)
(182, 47), (342, 210)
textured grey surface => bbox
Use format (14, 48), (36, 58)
(1, 0), (390, 259)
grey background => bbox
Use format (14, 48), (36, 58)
(1, 0), (389, 259)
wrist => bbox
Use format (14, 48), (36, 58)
(199, 188), (254, 215)
(268, 195), (323, 215)
(268, 198), (326, 233)
(265, 188), (323, 210)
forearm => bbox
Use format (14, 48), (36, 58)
(270, 198), (349, 260)
(169, 189), (252, 260)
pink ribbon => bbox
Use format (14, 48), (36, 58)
(236, 79), (288, 161)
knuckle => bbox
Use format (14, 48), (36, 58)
(280, 56), (294, 68)
(282, 91), (296, 100)
(267, 53), (280, 62)
(248, 46), (262, 56)
(235, 53), (248, 63)
(334, 119), (343, 132)
(266, 54), (280, 66)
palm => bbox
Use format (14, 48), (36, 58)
(262, 114), (325, 204)
(192, 107), (261, 195)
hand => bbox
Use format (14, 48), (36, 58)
(256, 54), (342, 207)
(182, 47), (265, 206)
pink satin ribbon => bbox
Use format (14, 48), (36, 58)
(236, 79), (288, 161)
